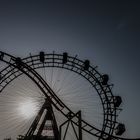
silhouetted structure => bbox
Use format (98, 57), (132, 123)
(2, 51), (140, 140)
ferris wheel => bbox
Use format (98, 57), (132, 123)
(0, 51), (139, 140)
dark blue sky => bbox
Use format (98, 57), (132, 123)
(0, 0), (140, 138)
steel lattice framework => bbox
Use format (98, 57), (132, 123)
(0, 51), (139, 140)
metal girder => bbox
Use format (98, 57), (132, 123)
(24, 99), (59, 140)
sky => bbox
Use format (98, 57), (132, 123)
(0, 0), (140, 139)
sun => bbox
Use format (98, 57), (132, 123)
(18, 100), (38, 119)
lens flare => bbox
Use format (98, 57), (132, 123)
(18, 100), (37, 119)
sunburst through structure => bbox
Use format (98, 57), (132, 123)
(0, 51), (139, 140)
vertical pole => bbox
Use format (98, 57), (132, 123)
(78, 111), (82, 140)
(59, 126), (62, 140)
